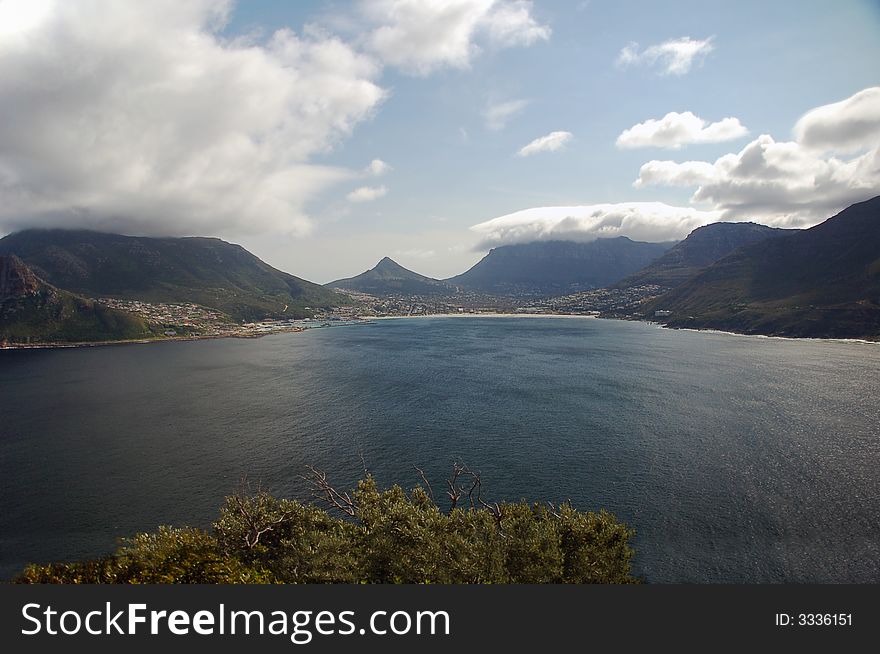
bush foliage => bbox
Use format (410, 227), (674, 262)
(17, 474), (638, 584)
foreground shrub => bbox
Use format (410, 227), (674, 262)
(18, 527), (272, 584)
(17, 469), (638, 584)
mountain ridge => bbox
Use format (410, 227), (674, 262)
(0, 229), (346, 320)
(0, 254), (153, 344)
(616, 222), (797, 290)
(447, 237), (675, 297)
(646, 196), (880, 338)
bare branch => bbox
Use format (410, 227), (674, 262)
(445, 462), (467, 511)
(301, 465), (357, 517)
(413, 466), (435, 503)
(228, 492), (294, 549)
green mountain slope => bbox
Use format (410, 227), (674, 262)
(0, 230), (346, 320)
(617, 222), (796, 290)
(1, 255), (152, 344)
(646, 196), (880, 338)
(327, 257), (458, 297)
(447, 238), (674, 297)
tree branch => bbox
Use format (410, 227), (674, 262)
(301, 465), (357, 517)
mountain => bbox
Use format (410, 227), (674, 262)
(327, 257), (458, 297)
(446, 238), (674, 297)
(1, 255), (152, 344)
(616, 222), (796, 290)
(0, 229), (346, 320)
(646, 196), (880, 338)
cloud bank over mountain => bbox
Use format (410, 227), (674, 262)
(470, 202), (720, 248)
(0, 0), (386, 236)
(0, 0), (549, 237)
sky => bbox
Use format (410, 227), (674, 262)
(0, 0), (878, 282)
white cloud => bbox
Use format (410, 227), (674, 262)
(484, 98), (529, 131)
(360, 0), (549, 75)
(617, 111), (748, 149)
(0, 0), (386, 237)
(366, 159), (392, 176)
(347, 185), (388, 202)
(634, 161), (717, 188)
(517, 131), (573, 156)
(617, 37), (714, 75)
(481, 0), (550, 47)
(633, 88), (880, 227)
(470, 202), (721, 248)
(793, 86), (880, 153)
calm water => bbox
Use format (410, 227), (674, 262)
(1, 317), (879, 582)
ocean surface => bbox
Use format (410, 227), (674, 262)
(1, 316), (878, 582)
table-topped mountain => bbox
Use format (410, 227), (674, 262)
(646, 196), (880, 338)
(616, 222), (796, 291)
(446, 237), (674, 297)
(327, 256), (459, 297)
(0, 230), (345, 320)
(1, 254), (152, 344)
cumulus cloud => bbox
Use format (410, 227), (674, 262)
(366, 159), (392, 176)
(794, 86), (880, 153)
(0, 0), (386, 237)
(347, 185), (388, 202)
(634, 87), (880, 227)
(634, 161), (716, 188)
(617, 112), (748, 149)
(470, 202), (721, 248)
(517, 131), (573, 156)
(484, 98), (529, 131)
(617, 37), (714, 75)
(360, 0), (549, 75)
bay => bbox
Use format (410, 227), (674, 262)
(1, 316), (878, 582)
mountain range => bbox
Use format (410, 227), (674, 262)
(0, 230), (345, 321)
(645, 196), (880, 338)
(334, 238), (678, 299)
(446, 238), (674, 297)
(615, 222), (796, 290)
(1, 196), (878, 343)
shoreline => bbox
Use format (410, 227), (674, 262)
(0, 326), (314, 352)
(371, 312), (599, 320)
(376, 312), (879, 344)
(3, 312), (877, 350)
(665, 324), (880, 345)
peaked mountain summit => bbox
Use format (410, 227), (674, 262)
(327, 257), (458, 297)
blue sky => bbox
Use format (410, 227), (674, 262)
(1, 0), (878, 281)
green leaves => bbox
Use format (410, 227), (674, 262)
(17, 473), (638, 584)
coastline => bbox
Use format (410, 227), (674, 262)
(665, 324), (880, 345)
(378, 312), (880, 344)
(372, 312), (599, 320)
(3, 312), (877, 350)
(0, 325), (316, 352)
